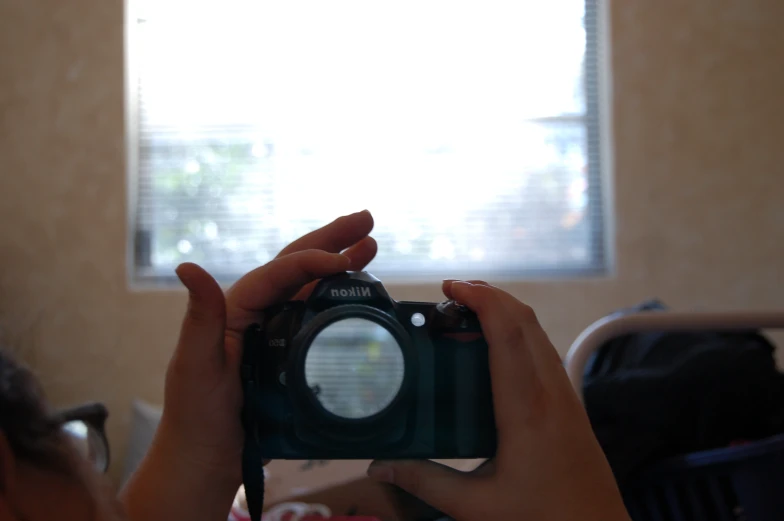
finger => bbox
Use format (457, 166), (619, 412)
(367, 460), (482, 520)
(225, 250), (350, 332)
(452, 281), (563, 376)
(450, 282), (547, 434)
(441, 279), (489, 301)
(470, 458), (496, 478)
(173, 263), (227, 367)
(343, 235), (378, 270)
(290, 236), (378, 301)
(276, 210), (374, 258)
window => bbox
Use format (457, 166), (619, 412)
(128, 0), (607, 284)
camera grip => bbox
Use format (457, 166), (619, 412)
(435, 334), (497, 458)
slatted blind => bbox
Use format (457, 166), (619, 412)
(131, 0), (606, 284)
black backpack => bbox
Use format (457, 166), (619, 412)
(582, 300), (784, 485)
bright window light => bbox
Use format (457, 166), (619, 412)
(129, 0), (607, 283)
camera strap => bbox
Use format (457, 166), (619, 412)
(241, 323), (266, 521)
(242, 379), (267, 521)
(242, 434), (265, 521)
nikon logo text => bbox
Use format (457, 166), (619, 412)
(330, 287), (372, 298)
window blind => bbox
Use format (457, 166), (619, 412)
(131, 0), (606, 284)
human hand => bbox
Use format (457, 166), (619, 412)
(366, 281), (631, 521)
(163, 209), (377, 484)
(121, 211), (377, 521)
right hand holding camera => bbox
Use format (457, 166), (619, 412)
(367, 280), (631, 521)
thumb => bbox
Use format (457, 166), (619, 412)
(173, 262), (227, 366)
(367, 460), (477, 518)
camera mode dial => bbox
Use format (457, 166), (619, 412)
(433, 300), (482, 333)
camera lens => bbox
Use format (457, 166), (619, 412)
(304, 317), (405, 420)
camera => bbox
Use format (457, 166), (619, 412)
(240, 271), (497, 460)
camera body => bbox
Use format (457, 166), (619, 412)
(240, 271), (497, 460)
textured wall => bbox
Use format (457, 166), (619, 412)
(1, 0), (783, 484)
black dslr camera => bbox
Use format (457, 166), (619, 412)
(240, 271), (497, 461)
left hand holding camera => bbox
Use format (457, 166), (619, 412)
(120, 210), (377, 521)
(367, 281), (631, 521)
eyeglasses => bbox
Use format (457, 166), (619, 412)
(53, 402), (110, 473)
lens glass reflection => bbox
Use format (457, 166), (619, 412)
(304, 318), (405, 419)
(62, 420), (109, 471)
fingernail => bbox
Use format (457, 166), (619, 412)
(452, 281), (473, 288)
(367, 465), (394, 483)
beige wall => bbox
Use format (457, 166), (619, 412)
(1, 0), (783, 483)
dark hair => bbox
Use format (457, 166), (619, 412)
(0, 348), (66, 468)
